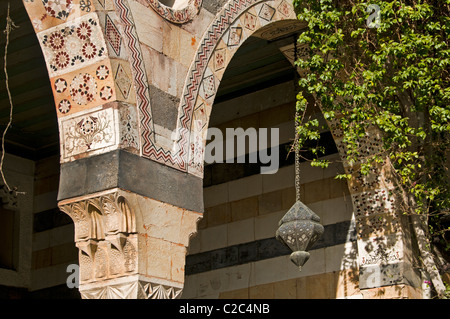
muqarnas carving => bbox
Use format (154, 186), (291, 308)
(59, 192), (138, 283)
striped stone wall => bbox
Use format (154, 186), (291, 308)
(182, 80), (362, 299)
(30, 155), (80, 298)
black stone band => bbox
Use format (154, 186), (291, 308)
(186, 220), (357, 275)
(58, 150), (204, 213)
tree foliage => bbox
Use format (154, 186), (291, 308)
(292, 0), (450, 296)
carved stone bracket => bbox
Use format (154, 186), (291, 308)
(59, 188), (203, 299)
(59, 190), (138, 285)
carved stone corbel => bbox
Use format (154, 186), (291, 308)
(58, 188), (203, 299)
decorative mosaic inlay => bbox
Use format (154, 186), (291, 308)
(352, 189), (395, 219)
(60, 107), (116, 159)
(277, 0), (291, 17)
(118, 103), (140, 150)
(244, 12), (257, 31)
(70, 73), (98, 105)
(51, 61), (116, 116)
(105, 14), (122, 56)
(258, 3), (276, 21)
(227, 27), (243, 47)
(42, 0), (74, 20)
(38, 13), (107, 77)
(358, 235), (403, 266)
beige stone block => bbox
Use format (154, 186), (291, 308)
(249, 282), (274, 299)
(297, 272), (335, 299)
(252, 256), (290, 286)
(319, 196), (354, 225)
(260, 102), (295, 128)
(162, 22), (181, 61)
(227, 219), (255, 246)
(181, 274), (198, 298)
(228, 174), (263, 202)
(128, 0), (163, 52)
(217, 113), (260, 132)
(258, 190), (283, 215)
(226, 263), (253, 292)
(194, 269), (226, 298)
(178, 28), (198, 68)
(303, 178), (331, 204)
(210, 82), (295, 127)
(295, 248), (327, 277)
(254, 210), (285, 240)
(179, 210), (203, 247)
(275, 120), (296, 146)
(140, 201), (183, 244)
(334, 269), (360, 299)
(360, 284), (421, 299)
(199, 224), (227, 252)
(204, 183), (229, 208)
(262, 165), (295, 194)
(170, 243), (188, 283)
(273, 279), (297, 299)
(329, 177), (350, 199)
(206, 203), (231, 227)
(197, 213), (208, 230)
(295, 276), (308, 299)
(230, 197), (258, 221)
(219, 287), (249, 299)
(281, 186), (296, 210)
(186, 231), (201, 255)
(144, 237), (172, 280)
(141, 44), (188, 97)
(180, 8), (214, 40)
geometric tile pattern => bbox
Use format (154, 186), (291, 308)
(38, 13), (108, 77)
(42, 0), (73, 20)
(277, 0), (291, 17)
(51, 62), (116, 116)
(105, 14), (122, 56)
(115, 63), (132, 100)
(227, 27), (243, 47)
(243, 12), (257, 31)
(258, 3), (276, 21)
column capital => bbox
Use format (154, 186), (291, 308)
(59, 188), (203, 299)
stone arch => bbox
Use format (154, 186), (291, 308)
(175, 0), (421, 296)
(173, 0), (304, 177)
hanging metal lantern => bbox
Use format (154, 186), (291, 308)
(275, 35), (324, 271)
(276, 200), (324, 270)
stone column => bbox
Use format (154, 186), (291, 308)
(59, 188), (202, 299)
(334, 125), (423, 298)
